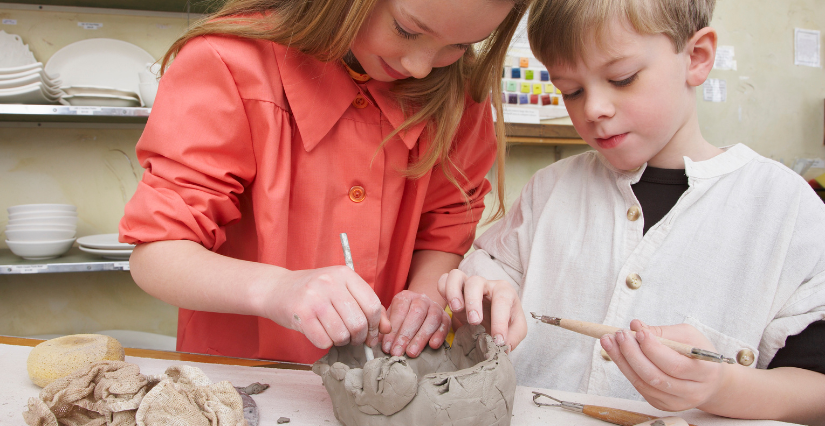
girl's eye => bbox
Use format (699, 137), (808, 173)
(393, 20), (418, 40)
(611, 73), (637, 87)
(561, 89), (583, 101)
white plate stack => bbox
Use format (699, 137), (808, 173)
(77, 233), (134, 260)
(0, 31), (66, 105)
(46, 38), (156, 108)
(4, 204), (77, 260)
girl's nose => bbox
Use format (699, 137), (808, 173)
(583, 91), (615, 122)
(400, 49), (436, 79)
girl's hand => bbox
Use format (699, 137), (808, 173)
(380, 290), (451, 358)
(600, 319), (728, 412)
(269, 265), (391, 350)
(437, 269), (527, 351)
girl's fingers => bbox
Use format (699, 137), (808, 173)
(428, 313), (451, 349)
(381, 292), (413, 353)
(316, 303), (352, 347)
(506, 297), (528, 350)
(405, 302), (446, 357)
(301, 316), (334, 349)
(330, 293), (369, 346)
(390, 295), (432, 356)
(442, 269), (468, 313)
(342, 272), (385, 346)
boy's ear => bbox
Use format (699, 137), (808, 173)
(685, 27), (717, 87)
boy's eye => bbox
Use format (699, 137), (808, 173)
(561, 89), (583, 100)
(610, 73), (637, 87)
(393, 20), (418, 40)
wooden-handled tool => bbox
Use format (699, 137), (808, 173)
(532, 391), (697, 426)
(531, 313), (735, 364)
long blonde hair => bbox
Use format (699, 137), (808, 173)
(161, 0), (531, 222)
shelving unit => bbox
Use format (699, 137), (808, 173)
(0, 247), (129, 274)
(0, 0), (214, 14)
(0, 104), (150, 123)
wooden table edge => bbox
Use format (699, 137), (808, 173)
(0, 335), (312, 370)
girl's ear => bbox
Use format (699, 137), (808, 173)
(685, 27), (717, 87)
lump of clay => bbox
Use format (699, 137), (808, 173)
(312, 325), (516, 426)
(27, 334), (125, 388)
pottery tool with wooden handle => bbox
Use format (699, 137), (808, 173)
(532, 391), (696, 426)
(530, 313), (735, 364)
(340, 233), (375, 362)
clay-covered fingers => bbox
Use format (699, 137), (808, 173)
(404, 302), (450, 357)
(381, 291), (413, 354)
(489, 284), (527, 349)
(386, 291), (439, 357)
(343, 275), (389, 347)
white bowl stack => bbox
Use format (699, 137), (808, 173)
(5, 204), (77, 260)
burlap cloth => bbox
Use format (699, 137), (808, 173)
(313, 325), (516, 426)
(22, 361), (246, 426)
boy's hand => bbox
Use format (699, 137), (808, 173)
(437, 269), (527, 351)
(600, 319), (728, 412)
(380, 290), (451, 358)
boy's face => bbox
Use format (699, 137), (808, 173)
(547, 19), (695, 171)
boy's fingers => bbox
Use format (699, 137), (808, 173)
(506, 301), (528, 350)
(602, 333), (677, 403)
(405, 302), (446, 357)
(635, 328), (707, 381)
(302, 316), (334, 349)
(330, 295), (368, 345)
(344, 275), (384, 345)
(379, 306), (392, 335)
(317, 303), (353, 346)
(381, 293), (412, 353)
(462, 275), (487, 325)
(429, 314), (451, 349)
(443, 270), (468, 312)
(489, 283), (516, 345)
(390, 295), (431, 356)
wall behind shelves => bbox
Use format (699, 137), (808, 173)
(0, 7), (189, 339)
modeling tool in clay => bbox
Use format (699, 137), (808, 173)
(532, 392), (695, 426)
(340, 233), (375, 362)
(530, 313), (736, 364)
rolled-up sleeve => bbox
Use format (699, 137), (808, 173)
(413, 95), (497, 255)
(119, 36), (258, 251)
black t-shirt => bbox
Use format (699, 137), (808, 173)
(632, 166), (825, 374)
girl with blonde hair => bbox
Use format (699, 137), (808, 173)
(119, 0), (529, 364)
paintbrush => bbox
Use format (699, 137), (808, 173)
(531, 313), (735, 364)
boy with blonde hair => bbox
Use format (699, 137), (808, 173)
(438, 0), (825, 422)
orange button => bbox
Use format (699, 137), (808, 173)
(352, 94), (368, 109)
(349, 186), (366, 202)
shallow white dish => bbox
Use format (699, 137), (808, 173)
(7, 203), (76, 214)
(61, 85), (139, 99)
(9, 211), (77, 220)
(76, 233), (134, 250)
(0, 31), (36, 68)
(6, 238), (75, 260)
(0, 81), (63, 105)
(5, 228), (75, 242)
(45, 38), (155, 98)
(0, 72), (60, 90)
(0, 65), (59, 82)
(8, 216), (77, 226)
(0, 62), (48, 76)
(62, 93), (140, 108)
(5, 223), (76, 231)
(79, 246), (132, 260)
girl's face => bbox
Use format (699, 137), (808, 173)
(350, 0), (513, 81)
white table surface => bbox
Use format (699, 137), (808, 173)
(0, 343), (795, 425)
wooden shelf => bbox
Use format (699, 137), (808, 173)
(505, 122), (587, 146)
(0, 0), (215, 14)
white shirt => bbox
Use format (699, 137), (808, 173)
(460, 144), (825, 400)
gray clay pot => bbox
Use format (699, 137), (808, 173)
(312, 325), (516, 426)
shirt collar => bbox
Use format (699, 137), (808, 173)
(273, 44), (425, 151)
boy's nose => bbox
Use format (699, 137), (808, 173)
(583, 93), (615, 122)
(400, 49), (436, 79)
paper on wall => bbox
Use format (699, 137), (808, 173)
(703, 78), (726, 102)
(794, 28), (820, 67)
(714, 46), (736, 70)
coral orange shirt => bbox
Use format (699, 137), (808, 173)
(119, 35), (497, 364)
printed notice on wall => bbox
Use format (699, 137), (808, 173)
(714, 46), (736, 70)
(78, 22), (103, 30)
(501, 105), (540, 124)
(2, 19), (17, 25)
(703, 78), (726, 102)
(795, 28), (820, 67)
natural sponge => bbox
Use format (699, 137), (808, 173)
(27, 334), (125, 388)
